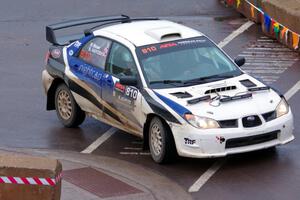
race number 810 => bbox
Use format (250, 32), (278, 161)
(125, 87), (138, 100)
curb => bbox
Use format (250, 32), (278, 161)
(222, 0), (300, 52)
(0, 147), (193, 200)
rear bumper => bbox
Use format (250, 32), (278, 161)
(42, 69), (54, 94)
(171, 110), (294, 158)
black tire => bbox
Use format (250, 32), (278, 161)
(54, 84), (85, 128)
(265, 146), (277, 152)
(148, 117), (176, 164)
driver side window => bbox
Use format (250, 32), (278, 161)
(106, 42), (137, 77)
(78, 37), (111, 69)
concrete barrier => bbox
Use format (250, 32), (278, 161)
(0, 153), (62, 200)
(223, 0), (300, 52)
(262, 0), (300, 50)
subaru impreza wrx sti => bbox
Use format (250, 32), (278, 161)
(42, 15), (294, 163)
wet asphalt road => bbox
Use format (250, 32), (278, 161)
(0, 1), (300, 199)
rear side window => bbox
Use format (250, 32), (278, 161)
(106, 42), (137, 77)
(78, 37), (111, 69)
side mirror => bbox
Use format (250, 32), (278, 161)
(234, 56), (246, 67)
(119, 76), (138, 86)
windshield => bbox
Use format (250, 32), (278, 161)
(136, 36), (242, 88)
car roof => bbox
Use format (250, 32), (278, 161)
(93, 20), (203, 47)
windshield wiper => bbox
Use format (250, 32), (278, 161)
(149, 80), (184, 85)
(183, 74), (234, 84)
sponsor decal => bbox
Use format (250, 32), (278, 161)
(177, 39), (206, 45)
(77, 64), (103, 81)
(125, 86), (138, 100)
(88, 42), (109, 58)
(159, 42), (177, 49)
(138, 36), (212, 58)
(79, 50), (92, 62)
(184, 137), (196, 145)
(69, 50), (74, 56)
(216, 136), (225, 144)
(114, 83), (138, 101)
(115, 82), (125, 93)
(141, 43), (178, 54)
(50, 48), (61, 59)
(113, 82), (138, 110)
(141, 46), (157, 54)
(73, 41), (82, 48)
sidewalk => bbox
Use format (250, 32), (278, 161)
(0, 148), (192, 200)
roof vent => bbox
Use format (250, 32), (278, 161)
(160, 33), (181, 40)
(145, 27), (182, 41)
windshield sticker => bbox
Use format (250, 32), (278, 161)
(141, 46), (157, 54)
(177, 39), (207, 45)
(138, 37), (210, 57)
(159, 42), (178, 49)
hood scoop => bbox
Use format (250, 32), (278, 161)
(204, 86), (237, 94)
(170, 91), (193, 98)
(240, 79), (257, 88)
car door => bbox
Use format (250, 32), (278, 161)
(102, 42), (143, 135)
(67, 37), (111, 116)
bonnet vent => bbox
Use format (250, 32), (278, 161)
(240, 79), (257, 88)
(204, 86), (237, 94)
(170, 92), (192, 98)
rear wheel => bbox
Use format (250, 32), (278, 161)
(149, 117), (176, 164)
(55, 84), (85, 128)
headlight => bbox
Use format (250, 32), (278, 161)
(184, 114), (220, 129)
(276, 98), (289, 118)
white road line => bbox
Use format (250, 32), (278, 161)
(81, 127), (118, 154)
(240, 53), (299, 58)
(124, 147), (143, 150)
(284, 80), (300, 100)
(257, 39), (275, 42)
(245, 62), (292, 66)
(247, 47), (293, 52)
(242, 58), (299, 62)
(218, 21), (254, 48)
(188, 159), (226, 193)
(132, 141), (143, 144)
(119, 152), (151, 156)
(187, 22), (255, 193)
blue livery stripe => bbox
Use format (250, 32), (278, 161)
(154, 92), (191, 117)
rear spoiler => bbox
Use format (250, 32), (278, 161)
(46, 15), (130, 45)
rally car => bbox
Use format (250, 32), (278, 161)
(42, 15), (294, 163)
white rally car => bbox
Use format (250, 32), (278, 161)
(43, 15), (294, 163)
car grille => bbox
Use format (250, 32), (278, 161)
(218, 119), (238, 128)
(242, 115), (262, 128)
(262, 111), (276, 122)
(225, 130), (279, 149)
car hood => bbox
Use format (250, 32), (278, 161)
(152, 74), (281, 120)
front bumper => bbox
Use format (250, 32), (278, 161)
(171, 110), (294, 158)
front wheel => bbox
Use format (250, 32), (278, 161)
(149, 117), (176, 164)
(55, 84), (85, 128)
